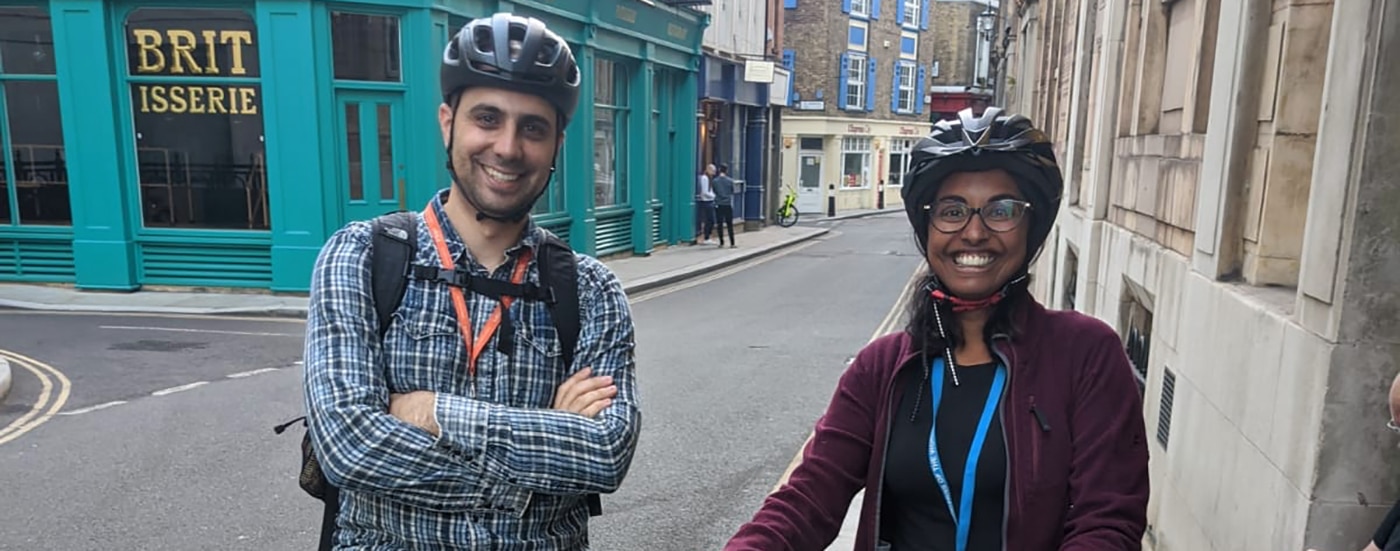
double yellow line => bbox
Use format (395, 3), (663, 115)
(0, 349), (71, 446)
(771, 263), (926, 491)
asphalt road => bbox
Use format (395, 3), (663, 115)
(0, 215), (922, 551)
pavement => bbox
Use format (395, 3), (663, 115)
(0, 215), (898, 404)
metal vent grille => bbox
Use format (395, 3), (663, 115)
(1157, 368), (1175, 449)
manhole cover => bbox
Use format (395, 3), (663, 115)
(109, 340), (209, 352)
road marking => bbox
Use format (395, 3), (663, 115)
(628, 238), (827, 305)
(99, 325), (300, 338)
(0, 350), (72, 446)
(227, 368), (280, 379)
(151, 381), (209, 396)
(58, 401), (128, 416)
(771, 263), (925, 493)
(0, 310), (306, 324)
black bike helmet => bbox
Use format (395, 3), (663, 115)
(441, 13), (582, 126)
(901, 107), (1064, 263)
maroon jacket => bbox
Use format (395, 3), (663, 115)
(727, 299), (1150, 550)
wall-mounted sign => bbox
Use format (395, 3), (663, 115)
(846, 124), (870, 134)
(796, 100), (825, 110)
(744, 60), (775, 84)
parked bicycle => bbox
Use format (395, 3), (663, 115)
(775, 185), (799, 227)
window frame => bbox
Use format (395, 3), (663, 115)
(0, 5), (68, 227)
(117, 5), (272, 232)
(845, 52), (867, 110)
(848, 20), (869, 52)
(592, 57), (630, 208)
(902, 0), (921, 29)
(900, 31), (918, 60)
(850, 0), (871, 18)
(895, 62), (916, 114)
(887, 138), (914, 188)
(840, 136), (872, 189)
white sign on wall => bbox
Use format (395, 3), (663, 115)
(744, 60), (775, 83)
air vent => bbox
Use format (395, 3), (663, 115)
(1157, 368), (1175, 449)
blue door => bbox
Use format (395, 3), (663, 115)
(335, 92), (406, 224)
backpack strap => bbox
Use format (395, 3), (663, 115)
(370, 211), (418, 337)
(536, 229), (580, 369)
(315, 212), (417, 551)
(535, 229), (601, 517)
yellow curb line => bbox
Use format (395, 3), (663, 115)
(0, 350), (72, 446)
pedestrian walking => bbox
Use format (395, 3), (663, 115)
(697, 164), (717, 244)
(712, 164), (737, 248)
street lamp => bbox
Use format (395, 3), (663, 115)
(974, 5), (996, 90)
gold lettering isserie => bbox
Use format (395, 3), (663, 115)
(137, 84), (258, 115)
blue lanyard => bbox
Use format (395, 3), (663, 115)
(927, 357), (1006, 551)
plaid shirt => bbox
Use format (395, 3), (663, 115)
(303, 189), (640, 550)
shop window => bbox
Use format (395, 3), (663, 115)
(0, 7), (68, 226)
(331, 12), (400, 82)
(887, 138), (914, 187)
(841, 136), (871, 189)
(592, 59), (628, 207)
(125, 8), (268, 230)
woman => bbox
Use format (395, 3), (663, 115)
(726, 108), (1150, 551)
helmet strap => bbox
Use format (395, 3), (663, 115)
(926, 273), (1028, 313)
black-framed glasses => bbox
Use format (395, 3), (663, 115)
(923, 198), (1033, 234)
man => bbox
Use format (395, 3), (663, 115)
(696, 164), (716, 244)
(303, 13), (640, 550)
(711, 164), (736, 248)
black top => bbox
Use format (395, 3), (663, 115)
(880, 361), (1006, 551)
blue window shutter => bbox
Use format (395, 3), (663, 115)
(872, 0), (881, 19)
(897, 0), (905, 25)
(782, 49), (796, 69)
(838, 53), (850, 109)
(916, 65), (927, 115)
(785, 0), (797, 8)
(866, 56), (877, 112)
(890, 61), (900, 113)
(785, 50), (797, 103)
(920, 0), (930, 30)
(842, 0), (851, 14)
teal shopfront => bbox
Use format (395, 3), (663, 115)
(0, 0), (705, 292)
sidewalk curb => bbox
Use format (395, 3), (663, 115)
(0, 228), (832, 318)
(0, 356), (11, 406)
(623, 227), (830, 296)
(0, 299), (308, 319)
(812, 209), (901, 223)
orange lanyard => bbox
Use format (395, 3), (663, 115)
(422, 205), (532, 377)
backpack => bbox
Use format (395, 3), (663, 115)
(275, 211), (600, 551)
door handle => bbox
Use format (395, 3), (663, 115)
(398, 178), (407, 211)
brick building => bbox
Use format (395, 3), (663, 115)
(777, 0), (936, 215)
(926, 0), (999, 120)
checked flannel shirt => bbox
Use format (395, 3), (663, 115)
(303, 189), (641, 550)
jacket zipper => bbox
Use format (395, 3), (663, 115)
(991, 336), (1014, 551)
(871, 364), (902, 551)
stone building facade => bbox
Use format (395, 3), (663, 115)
(926, 0), (999, 120)
(1007, 0), (1400, 548)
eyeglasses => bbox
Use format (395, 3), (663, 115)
(923, 198), (1033, 234)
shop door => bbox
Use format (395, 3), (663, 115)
(797, 152), (824, 214)
(335, 92), (407, 224)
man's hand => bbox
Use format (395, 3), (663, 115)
(553, 367), (617, 418)
(389, 391), (440, 437)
